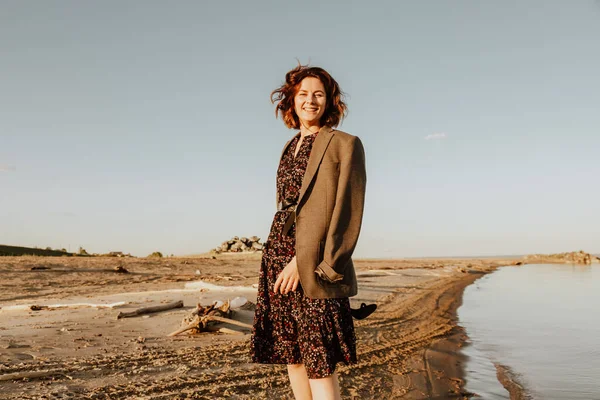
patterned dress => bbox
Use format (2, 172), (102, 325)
(250, 132), (357, 379)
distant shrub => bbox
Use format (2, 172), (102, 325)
(148, 251), (163, 258)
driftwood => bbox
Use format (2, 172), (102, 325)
(0, 369), (70, 382)
(167, 300), (252, 337)
(168, 315), (203, 337)
(206, 315), (253, 329)
(206, 327), (244, 335)
(24, 302), (126, 312)
(117, 300), (183, 319)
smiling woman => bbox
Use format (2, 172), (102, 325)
(250, 64), (369, 400)
(270, 64), (347, 131)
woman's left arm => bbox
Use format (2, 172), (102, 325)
(315, 136), (367, 283)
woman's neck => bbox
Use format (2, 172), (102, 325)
(299, 124), (321, 137)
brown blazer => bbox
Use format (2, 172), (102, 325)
(276, 126), (367, 299)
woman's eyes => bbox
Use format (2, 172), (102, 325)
(297, 93), (324, 97)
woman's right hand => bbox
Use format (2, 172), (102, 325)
(274, 256), (300, 295)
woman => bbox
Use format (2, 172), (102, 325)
(250, 64), (366, 400)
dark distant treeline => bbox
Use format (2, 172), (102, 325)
(0, 244), (73, 257)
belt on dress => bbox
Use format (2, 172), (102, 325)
(278, 199), (297, 236)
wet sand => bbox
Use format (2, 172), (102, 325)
(0, 255), (514, 399)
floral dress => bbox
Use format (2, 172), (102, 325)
(250, 132), (356, 379)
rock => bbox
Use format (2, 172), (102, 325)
(524, 250), (596, 265)
(211, 235), (264, 254)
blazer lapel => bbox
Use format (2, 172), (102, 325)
(297, 126), (336, 207)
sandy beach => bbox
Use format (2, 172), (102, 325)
(0, 255), (516, 399)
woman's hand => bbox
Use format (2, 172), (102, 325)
(274, 256), (300, 295)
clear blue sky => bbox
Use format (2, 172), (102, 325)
(1, 1), (599, 257)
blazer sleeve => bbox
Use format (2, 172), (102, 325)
(315, 136), (367, 283)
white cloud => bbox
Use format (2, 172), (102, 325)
(0, 164), (16, 172)
(425, 133), (447, 140)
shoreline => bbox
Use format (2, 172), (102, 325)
(388, 269), (493, 398)
(0, 255), (514, 398)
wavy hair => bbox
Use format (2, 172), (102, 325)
(271, 63), (347, 129)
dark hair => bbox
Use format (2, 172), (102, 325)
(271, 63), (347, 129)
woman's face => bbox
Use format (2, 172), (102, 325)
(294, 77), (327, 128)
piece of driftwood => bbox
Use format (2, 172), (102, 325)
(206, 326), (244, 335)
(117, 300), (183, 319)
(26, 302), (126, 312)
(0, 369), (68, 382)
(206, 315), (253, 329)
(167, 300), (252, 337)
(168, 315), (202, 337)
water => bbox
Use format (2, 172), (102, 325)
(458, 264), (600, 399)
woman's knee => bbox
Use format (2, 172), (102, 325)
(287, 363), (305, 371)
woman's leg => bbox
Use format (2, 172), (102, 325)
(288, 364), (312, 400)
(308, 372), (342, 400)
